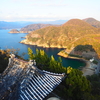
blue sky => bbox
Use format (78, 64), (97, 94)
(0, 0), (100, 22)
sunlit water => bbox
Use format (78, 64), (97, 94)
(0, 29), (85, 68)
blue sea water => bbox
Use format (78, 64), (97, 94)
(0, 29), (85, 68)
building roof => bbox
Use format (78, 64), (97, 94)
(19, 69), (64, 100)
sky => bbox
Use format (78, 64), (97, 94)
(0, 0), (100, 22)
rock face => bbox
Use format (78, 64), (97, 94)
(9, 29), (19, 33)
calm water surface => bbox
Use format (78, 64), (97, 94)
(0, 29), (85, 68)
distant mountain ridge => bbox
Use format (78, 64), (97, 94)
(0, 21), (36, 29)
(0, 20), (67, 29)
(83, 18), (100, 28)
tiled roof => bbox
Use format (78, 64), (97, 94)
(19, 69), (64, 100)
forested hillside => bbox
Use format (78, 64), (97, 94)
(20, 19), (100, 58)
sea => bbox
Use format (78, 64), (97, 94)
(0, 29), (85, 68)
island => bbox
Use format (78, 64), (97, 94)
(9, 29), (19, 33)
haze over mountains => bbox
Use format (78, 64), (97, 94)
(0, 20), (67, 29)
(0, 21), (35, 29)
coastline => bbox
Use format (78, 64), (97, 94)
(58, 51), (98, 76)
(20, 39), (67, 48)
(20, 39), (97, 76)
(58, 52), (97, 76)
(65, 56), (97, 76)
(82, 60), (97, 76)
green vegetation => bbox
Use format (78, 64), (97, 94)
(63, 69), (91, 100)
(1, 48), (100, 100)
(28, 48), (100, 100)
(28, 47), (66, 73)
(92, 60), (98, 64)
(74, 45), (95, 52)
(86, 74), (100, 99)
(68, 54), (82, 58)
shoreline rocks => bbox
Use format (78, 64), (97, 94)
(9, 29), (31, 33)
(20, 39), (66, 48)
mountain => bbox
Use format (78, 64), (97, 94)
(20, 19), (99, 46)
(20, 24), (60, 33)
(62, 19), (98, 37)
(83, 18), (100, 28)
(20, 18), (100, 58)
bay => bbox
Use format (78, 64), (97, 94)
(0, 29), (85, 68)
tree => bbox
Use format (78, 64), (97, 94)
(49, 55), (57, 71)
(28, 47), (35, 60)
(67, 66), (72, 74)
(34, 49), (50, 69)
(86, 74), (100, 95)
(65, 68), (91, 100)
